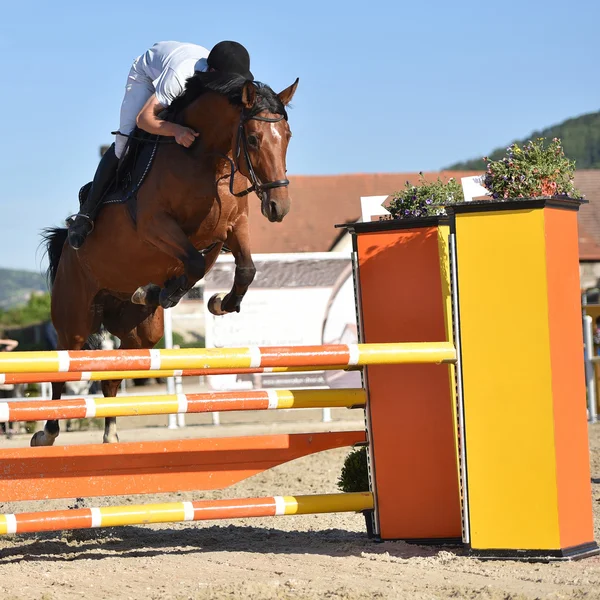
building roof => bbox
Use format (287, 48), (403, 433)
(247, 171), (480, 254)
(575, 171), (600, 260)
(246, 170), (600, 260)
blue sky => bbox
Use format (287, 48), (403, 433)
(1, 0), (599, 270)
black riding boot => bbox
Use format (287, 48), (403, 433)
(67, 144), (119, 250)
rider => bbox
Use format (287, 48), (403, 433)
(67, 40), (254, 250)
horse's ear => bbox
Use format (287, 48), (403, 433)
(278, 78), (299, 106)
(242, 81), (257, 108)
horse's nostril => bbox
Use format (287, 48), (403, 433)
(270, 201), (277, 216)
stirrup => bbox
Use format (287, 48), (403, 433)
(66, 214), (95, 233)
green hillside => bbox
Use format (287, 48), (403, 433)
(0, 268), (47, 309)
(447, 111), (600, 170)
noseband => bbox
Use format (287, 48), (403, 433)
(228, 111), (289, 199)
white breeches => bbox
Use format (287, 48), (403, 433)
(115, 62), (154, 158)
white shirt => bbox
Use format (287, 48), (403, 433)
(135, 41), (210, 107)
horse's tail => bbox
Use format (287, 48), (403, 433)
(41, 227), (68, 289)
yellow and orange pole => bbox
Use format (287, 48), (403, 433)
(0, 342), (456, 374)
(0, 492), (374, 535)
(0, 388), (366, 423)
(0, 364), (353, 385)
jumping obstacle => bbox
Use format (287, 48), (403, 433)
(0, 199), (596, 561)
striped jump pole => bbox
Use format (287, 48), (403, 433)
(0, 364), (352, 386)
(0, 492), (374, 535)
(0, 342), (456, 374)
(0, 388), (366, 423)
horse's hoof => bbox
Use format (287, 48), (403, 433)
(207, 293), (228, 316)
(103, 433), (119, 444)
(132, 284), (161, 306)
(30, 431), (55, 447)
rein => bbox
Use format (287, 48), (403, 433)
(111, 108), (289, 202)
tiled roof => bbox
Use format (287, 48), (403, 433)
(246, 170), (600, 260)
(575, 171), (600, 260)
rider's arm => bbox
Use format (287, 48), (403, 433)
(136, 96), (198, 147)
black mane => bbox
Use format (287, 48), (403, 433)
(166, 72), (287, 121)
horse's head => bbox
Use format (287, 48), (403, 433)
(235, 79), (299, 222)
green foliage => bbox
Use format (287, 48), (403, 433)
(0, 268), (46, 309)
(338, 447), (369, 493)
(447, 111), (600, 170)
(388, 174), (464, 219)
(482, 138), (580, 200)
(0, 292), (51, 328)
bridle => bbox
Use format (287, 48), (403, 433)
(112, 108), (290, 202)
(226, 109), (290, 200)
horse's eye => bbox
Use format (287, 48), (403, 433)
(247, 134), (259, 148)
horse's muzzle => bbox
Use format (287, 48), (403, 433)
(262, 192), (290, 223)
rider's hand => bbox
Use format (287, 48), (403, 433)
(174, 125), (199, 148)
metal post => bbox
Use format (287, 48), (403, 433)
(164, 308), (178, 429)
(175, 371), (186, 428)
(584, 315), (597, 423)
(450, 232), (470, 545)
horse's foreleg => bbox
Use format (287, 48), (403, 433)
(102, 302), (165, 443)
(208, 216), (255, 315)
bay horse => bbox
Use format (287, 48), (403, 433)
(33, 72), (299, 446)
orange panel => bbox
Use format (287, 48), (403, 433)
(0, 431), (365, 501)
(72, 350), (153, 371)
(259, 345), (350, 367)
(356, 225), (461, 540)
(17, 509), (93, 533)
(545, 207), (595, 548)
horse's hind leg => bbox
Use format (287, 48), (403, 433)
(31, 247), (100, 447)
(30, 381), (65, 446)
(102, 301), (164, 443)
(101, 379), (121, 444)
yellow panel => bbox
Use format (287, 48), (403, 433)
(93, 395), (180, 417)
(283, 493), (374, 515)
(276, 389), (366, 409)
(100, 503), (187, 526)
(455, 209), (560, 550)
(0, 515), (9, 535)
(159, 348), (253, 370)
(357, 342), (456, 364)
(0, 351), (60, 373)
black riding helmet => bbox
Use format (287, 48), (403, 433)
(208, 41), (254, 80)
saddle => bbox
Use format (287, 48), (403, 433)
(78, 128), (162, 225)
